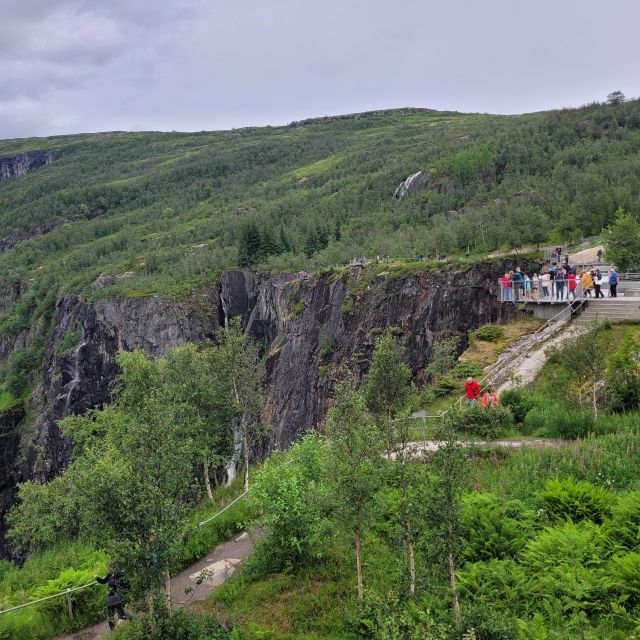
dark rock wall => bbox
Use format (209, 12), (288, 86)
(0, 151), (51, 182)
(0, 262), (515, 551)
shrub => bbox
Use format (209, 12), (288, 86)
(523, 406), (594, 439)
(5, 341), (45, 397)
(118, 604), (245, 640)
(539, 477), (612, 524)
(522, 521), (607, 616)
(248, 434), (325, 573)
(500, 389), (538, 424)
(433, 375), (458, 397)
(53, 323), (82, 357)
(341, 296), (355, 316)
(318, 328), (333, 357)
(450, 404), (514, 439)
(290, 299), (306, 318)
(356, 591), (450, 640)
(469, 324), (504, 343)
(605, 336), (640, 413)
(461, 493), (533, 562)
(451, 362), (484, 379)
(603, 490), (640, 553)
(457, 559), (528, 613)
(606, 551), (640, 608)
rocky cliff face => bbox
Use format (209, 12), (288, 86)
(0, 261), (515, 552)
(0, 151), (51, 182)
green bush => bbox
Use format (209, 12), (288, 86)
(356, 591), (450, 640)
(53, 323), (82, 357)
(341, 297), (355, 316)
(433, 375), (458, 397)
(457, 559), (528, 614)
(118, 603), (245, 640)
(289, 299), (306, 318)
(603, 490), (640, 553)
(318, 328), (333, 357)
(500, 389), (538, 424)
(470, 324), (504, 343)
(461, 493), (533, 562)
(523, 405), (594, 439)
(540, 477), (612, 524)
(247, 434), (325, 574)
(606, 551), (640, 608)
(450, 404), (514, 439)
(605, 336), (640, 413)
(451, 362), (484, 380)
(5, 341), (45, 397)
(522, 521), (607, 617)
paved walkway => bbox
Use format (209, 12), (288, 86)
(395, 437), (562, 459)
(55, 531), (255, 640)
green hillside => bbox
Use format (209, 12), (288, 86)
(1, 101), (639, 328)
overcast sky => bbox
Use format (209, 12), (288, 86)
(1, 0), (639, 140)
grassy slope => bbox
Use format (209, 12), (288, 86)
(0, 101), (639, 308)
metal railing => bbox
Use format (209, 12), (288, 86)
(498, 278), (593, 303)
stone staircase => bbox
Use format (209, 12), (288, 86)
(576, 298), (640, 324)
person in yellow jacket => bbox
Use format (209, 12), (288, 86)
(581, 270), (593, 297)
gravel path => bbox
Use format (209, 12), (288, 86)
(55, 531), (255, 640)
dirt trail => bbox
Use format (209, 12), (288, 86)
(55, 531), (255, 640)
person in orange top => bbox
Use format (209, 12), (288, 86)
(482, 388), (499, 407)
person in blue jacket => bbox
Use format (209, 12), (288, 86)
(608, 268), (619, 297)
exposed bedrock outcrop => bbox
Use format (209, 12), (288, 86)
(0, 151), (51, 182)
(0, 261), (516, 551)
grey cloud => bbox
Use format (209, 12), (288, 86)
(0, 0), (639, 139)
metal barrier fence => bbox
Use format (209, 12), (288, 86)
(497, 278), (598, 303)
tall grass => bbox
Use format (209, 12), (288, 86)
(471, 427), (640, 504)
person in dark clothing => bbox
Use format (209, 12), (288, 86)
(512, 268), (525, 301)
(95, 568), (129, 630)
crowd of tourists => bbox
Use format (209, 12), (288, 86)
(499, 266), (620, 302)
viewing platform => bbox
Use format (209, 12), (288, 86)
(497, 278), (640, 322)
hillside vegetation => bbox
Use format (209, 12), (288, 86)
(1, 101), (639, 311)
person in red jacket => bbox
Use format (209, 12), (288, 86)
(465, 377), (481, 405)
(568, 272), (577, 300)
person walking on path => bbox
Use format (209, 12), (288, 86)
(609, 268), (619, 297)
(95, 566), (129, 631)
(582, 271), (593, 297)
(594, 269), (604, 298)
(465, 377), (481, 405)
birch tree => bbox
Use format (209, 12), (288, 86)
(217, 318), (264, 491)
(326, 381), (382, 600)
